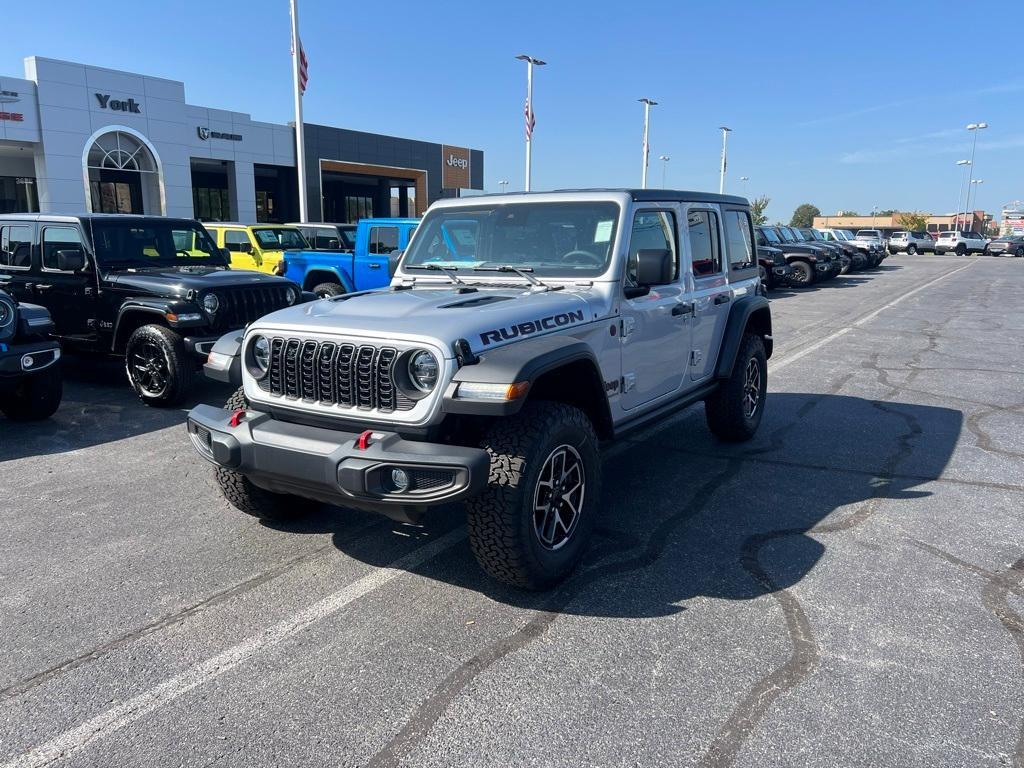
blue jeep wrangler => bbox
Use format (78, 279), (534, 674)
(281, 218), (418, 297)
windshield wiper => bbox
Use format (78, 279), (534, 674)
(404, 263), (466, 285)
(474, 264), (561, 291)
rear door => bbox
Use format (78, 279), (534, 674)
(619, 206), (689, 410)
(354, 224), (397, 289)
(686, 206), (731, 383)
(34, 223), (95, 337)
(0, 221), (37, 303)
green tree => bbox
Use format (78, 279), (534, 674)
(750, 195), (770, 225)
(896, 211), (929, 231)
(790, 203), (821, 228)
(877, 209), (897, 217)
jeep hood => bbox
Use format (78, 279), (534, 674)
(252, 286), (596, 355)
(106, 267), (291, 297)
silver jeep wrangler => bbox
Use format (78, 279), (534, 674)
(187, 190), (772, 588)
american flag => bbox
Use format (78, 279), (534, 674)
(524, 99), (535, 140)
(292, 35), (309, 94)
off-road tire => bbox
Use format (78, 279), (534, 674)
(789, 260), (814, 287)
(312, 282), (345, 298)
(705, 333), (767, 443)
(466, 401), (601, 590)
(1, 363), (62, 421)
(1016, 248), (1024, 258)
(758, 264), (769, 290)
(214, 388), (312, 521)
(125, 324), (193, 407)
(907, 244), (917, 255)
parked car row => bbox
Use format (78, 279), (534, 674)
(755, 225), (887, 290)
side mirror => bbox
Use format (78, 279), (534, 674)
(56, 248), (86, 272)
(218, 247), (231, 260)
(624, 249), (673, 299)
(239, 242), (253, 254)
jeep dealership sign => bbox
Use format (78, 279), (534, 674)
(441, 145), (471, 189)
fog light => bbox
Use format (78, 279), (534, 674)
(390, 468), (410, 492)
(21, 354), (34, 369)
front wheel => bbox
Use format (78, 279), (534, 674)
(1016, 248), (1024, 258)
(758, 264), (770, 291)
(955, 244), (967, 256)
(1, 363), (63, 421)
(788, 260), (815, 287)
(907, 244), (917, 255)
(466, 401), (601, 590)
(125, 324), (194, 407)
(705, 333), (767, 443)
(312, 281), (345, 298)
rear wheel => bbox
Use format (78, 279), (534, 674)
(705, 333), (767, 443)
(1016, 248), (1024, 258)
(955, 244), (967, 256)
(907, 244), (917, 255)
(125, 324), (194, 407)
(466, 401), (600, 590)
(312, 281), (345, 298)
(1, 363), (62, 421)
(789, 260), (814, 287)
(214, 388), (314, 522)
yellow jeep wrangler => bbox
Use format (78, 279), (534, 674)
(205, 224), (311, 274)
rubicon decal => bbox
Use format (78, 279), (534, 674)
(479, 310), (585, 345)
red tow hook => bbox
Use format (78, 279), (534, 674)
(356, 430), (373, 451)
(229, 409), (247, 428)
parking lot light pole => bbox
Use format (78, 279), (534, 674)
(954, 159), (971, 232)
(498, 179), (509, 193)
(718, 126), (732, 194)
(658, 155), (670, 188)
(516, 55), (545, 192)
(964, 123), (987, 229)
(639, 98), (657, 189)
(740, 176), (749, 196)
(968, 180), (985, 229)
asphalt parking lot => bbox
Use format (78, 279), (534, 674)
(1, 254), (1022, 767)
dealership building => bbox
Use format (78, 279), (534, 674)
(0, 57), (483, 223)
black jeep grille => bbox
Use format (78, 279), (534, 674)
(258, 337), (415, 413)
(209, 286), (292, 331)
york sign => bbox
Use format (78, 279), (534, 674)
(95, 93), (141, 113)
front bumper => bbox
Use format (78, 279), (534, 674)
(0, 340), (60, 377)
(186, 405), (490, 520)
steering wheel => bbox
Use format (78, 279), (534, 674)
(560, 249), (602, 266)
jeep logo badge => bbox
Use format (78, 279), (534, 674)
(446, 154), (468, 170)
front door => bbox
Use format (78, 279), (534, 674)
(34, 224), (95, 337)
(223, 229), (262, 271)
(619, 207), (690, 411)
(0, 221), (37, 303)
(355, 225), (397, 289)
(685, 207), (731, 382)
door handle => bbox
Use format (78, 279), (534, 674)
(368, 263), (382, 269)
(713, 294), (731, 305)
(671, 302), (693, 316)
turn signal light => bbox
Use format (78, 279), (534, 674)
(455, 381), (530, 401)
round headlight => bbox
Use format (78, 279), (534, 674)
(251, 335), (270, 377)
(286, 286), (298, 305)
(0, 296), (14, 334)
(408, 350), (439, 393)
(203, 293), (220, 315)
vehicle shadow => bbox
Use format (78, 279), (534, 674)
(265, 392), (962, 618)
(0, 354), (233, 463)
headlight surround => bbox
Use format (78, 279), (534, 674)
(407, 350), (439, 393)
(202, 293), (220, 315)
(0, 295), (16, 339)
(285, 286), (298, 305)
(248, 334), (271, 379)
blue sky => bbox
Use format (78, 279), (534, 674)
(3, 0), (1020, 222)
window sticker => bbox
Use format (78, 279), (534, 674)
(594, 220), (614, 243)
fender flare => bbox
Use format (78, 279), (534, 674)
(111, 300), (181, 351)
(302, 266), (355, 293)
(202, 330), (244, 386)
(715, 295), (773, 380)
(444, 334), (607, 417)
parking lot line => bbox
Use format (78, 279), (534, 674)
(1, 529), (466, 768)
(770, 261), (976, 373)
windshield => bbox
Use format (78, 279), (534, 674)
(893, 231), (909, 237)
(856, 230), (879, 238)
(401, 202), (621, 278)
(90, 220), (227, 268)
(252, 227), (309, 251)
(837, 230), (854, 240)
(759, 228), (781, 244)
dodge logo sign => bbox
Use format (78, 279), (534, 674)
(197, 126), (243, 142)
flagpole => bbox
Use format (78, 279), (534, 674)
(516, 54), (545, 193)
(290, 0), (308, 221)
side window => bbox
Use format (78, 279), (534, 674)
(724, 210), (755, 271)
(224, 230), (250, 252)
(369, 226), (399, 254)
(625, 210), (678, 286)
(688, 210), (722, 277)
(41, 226), (84, 271)
(315, 232), (340, 249)
(0, 224), (33, 269)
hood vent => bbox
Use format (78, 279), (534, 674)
(438, 295), (515, 309)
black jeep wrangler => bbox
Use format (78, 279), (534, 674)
(0, 289), (62, 420)
(0, 215), (303, 406)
